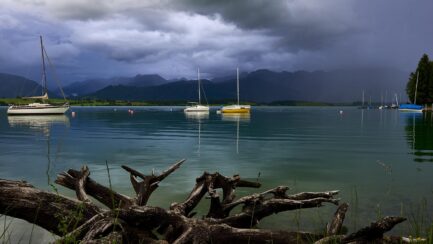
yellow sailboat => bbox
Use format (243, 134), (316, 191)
(220, 68), (251, 114)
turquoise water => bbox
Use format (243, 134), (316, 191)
(1, 106), (432, 241)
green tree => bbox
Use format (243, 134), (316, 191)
(406, 54), (433, 104)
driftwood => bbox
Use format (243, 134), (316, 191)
(0, 159), (411, 243)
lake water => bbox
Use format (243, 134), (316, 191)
(1, 106), (432, 241)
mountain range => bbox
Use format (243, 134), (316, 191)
(0, 73), (47, 98)
(0, 68), (410, 103)
(63, 74), (168, 97)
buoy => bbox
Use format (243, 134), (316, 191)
(72, 111), (76, 117)
(339, 110), (343, 115)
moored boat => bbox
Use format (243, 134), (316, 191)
(184, 68), (209, 113)
(398, 104), (423, 112)
(7, 36), (69, 116)
(220, 68), (251, 114)
(399, 71), (424, 112)
(7, 103), (69, 115)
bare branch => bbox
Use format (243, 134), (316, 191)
(172, 172), (262, 217)
(121, 159), (186, 206)
(286, 190), (340, 200)
(156, 159), (186, 181)
(219, 197), (339, 228)
(56, 169), (134, 209)
(75, 165), (91, 203)
(326, 202), (349, 236)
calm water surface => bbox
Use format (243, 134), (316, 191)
(1, 106), (432, 241)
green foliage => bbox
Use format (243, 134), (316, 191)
(406, 54), (433, 104)
(55, 203), (86, 243)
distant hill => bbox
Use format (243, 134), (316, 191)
(0, 73), (45, 98)
(63, 74), (167, 97)
(85, 68), (409, 103)
(127, 74), (167, 87)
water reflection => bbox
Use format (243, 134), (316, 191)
(7, 115), (70, 184)
(221, 113), (250, 154)
(184, 111), (209, 120)
(185, 112), (209, 154)
(403, 112), (433, 162)
(221, 113), (251, 122)
(8, 115), (70, 134)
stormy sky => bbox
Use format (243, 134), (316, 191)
(1, 0), (432, 83)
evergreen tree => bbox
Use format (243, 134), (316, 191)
(406, 54), (433, 104)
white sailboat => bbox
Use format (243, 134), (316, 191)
(7, 36), (69, 115)
(220, 68), (251, 113)
(184, 68), (209, 113)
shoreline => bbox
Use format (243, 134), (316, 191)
(0, 98), (358, 107)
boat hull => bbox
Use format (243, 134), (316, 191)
(398, 104), (423, 112)
(184, 105), (210, 113)
(7, 105), (70, 115)
(221, 105), (251, 114)
(398, 109), (423, 112)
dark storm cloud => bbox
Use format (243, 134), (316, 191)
(1, 0), (433, 82)
(174, 0), (359, 50)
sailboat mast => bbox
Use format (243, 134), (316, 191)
(381, 92), (383, 106)
(362, 90), (365, 106)
(237, 67), (240, 105)
(414, 71), (419, 105)
(40, 35), (47, 95)
(198, 68), (201, 105)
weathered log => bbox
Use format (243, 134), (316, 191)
(342, 216), (407, 243)
(208, 224), (323, 244)
(75, 165), (91, 203)
(0, 162), (411, 244)
(326, 202), (349, 235)
(0, 179), (101, 236)
(56, 170), (134, 209)
(314, 235), (345, 244)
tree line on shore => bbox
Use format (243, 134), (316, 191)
(406, 54), (433, 105)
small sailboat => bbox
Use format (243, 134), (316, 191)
(399, 71), (423, 112)
(220, 68), (251, 114)
(184, 68), (209, 113)
(7, 36), (69, 115)
(390, 93), (399, 109)
(359, 90), (367, 109)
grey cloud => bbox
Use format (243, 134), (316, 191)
(173, 0), (359, 51)
(1, 0), (433, 83)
